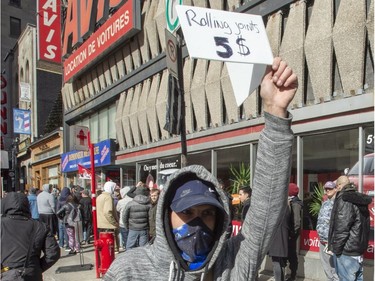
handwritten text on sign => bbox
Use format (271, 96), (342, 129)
(175, 5), (273, 65)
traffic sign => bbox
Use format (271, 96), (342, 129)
(166, 0), (183, 33)
(165, 29), (179, 78)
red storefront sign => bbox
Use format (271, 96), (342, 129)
(37, 0), (61, 63)
(300, 230), (374, 260)
(63, 0), (141, 82)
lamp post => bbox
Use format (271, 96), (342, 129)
(11, 137), (19, 192)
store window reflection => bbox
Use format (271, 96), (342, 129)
(216, 145), (251, 193)
(188, 151), (211, 172)
(302, 129), (359, 230)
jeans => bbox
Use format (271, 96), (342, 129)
(126, 229), (148, 249)
(334, 254), (363, 281)
(58, 220), (68, 248)
(82, 220), (92, 242)
(319, 242), (338, 281)
(120, 227), (129, 249)
(271, 256), (287, 281)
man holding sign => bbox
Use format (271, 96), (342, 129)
(104, 56), (298, 280)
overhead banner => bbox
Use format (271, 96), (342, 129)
(13, 109), (31, 135)
(61, 139), (114, 173)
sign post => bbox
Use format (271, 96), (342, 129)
(88, 131), (100, 278)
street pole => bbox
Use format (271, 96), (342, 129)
(88, 132), (99, 278)
(176, 28), (187, 168)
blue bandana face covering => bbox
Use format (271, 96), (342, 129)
(172, 217), (214, 269)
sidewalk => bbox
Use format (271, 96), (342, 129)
(43, 244), (318, 281)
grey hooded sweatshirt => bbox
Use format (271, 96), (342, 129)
(104, 112), (293, 281)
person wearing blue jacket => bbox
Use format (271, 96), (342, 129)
(27, 187), (39, 220)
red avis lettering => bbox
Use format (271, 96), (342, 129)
(38, 0), (61, 63)
(62, 0), (125, 57)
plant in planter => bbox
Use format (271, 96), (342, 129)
(309, 182), (325, 217)
(229, 162), (251, 221)
(229, 162), (251, 195)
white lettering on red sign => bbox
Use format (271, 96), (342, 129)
(37, 0), (61, 63)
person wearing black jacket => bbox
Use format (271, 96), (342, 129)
(1, 192), (60, 280)
(80, 189), (93, 244)
(328, 176), (371, 281)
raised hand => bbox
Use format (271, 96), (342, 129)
(260, 57), (298, 118)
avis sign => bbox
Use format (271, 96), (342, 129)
(62, 0), (141, 82)
(37, 0), (61, 63)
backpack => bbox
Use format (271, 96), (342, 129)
(67, 203), (82, 227)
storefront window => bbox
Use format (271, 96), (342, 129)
(216, 144), (251, 194)
(187, 151), (211, 172)
(302, 129), (359, 230)
(138, 160), (157, 188)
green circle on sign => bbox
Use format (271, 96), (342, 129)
(166, 0), (183, 32)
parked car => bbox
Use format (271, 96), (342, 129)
(345, 153), (374, 228)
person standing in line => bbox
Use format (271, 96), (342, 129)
(37, 183), (58, 237)
(56, 194), (82, 255)
(27, 187), (39, 220)
(56, 187), (71, 250)
(268, 206), (291, 281)
(104, 57), (298, 280)
(124, 186), (151, 249)
(316, 181), (339, 281)
(1, 192), (60, 280)
(148, 188), (160, 241)
(328, 176), (371, 281)
(79, 189), (93, 245)
(97, 181), (120, 252)
(117, 186), (135, 250)
(239, 185), (252, 222)
(286, 183), (303, 281)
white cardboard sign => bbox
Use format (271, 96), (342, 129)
(175, 5), (273, 64)
(176, 5), (273, 105)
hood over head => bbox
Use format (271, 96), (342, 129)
(59, 187), (71, 202)
(2, 192), (31, 218)
(152, 165), (231, 274)
(42, 183), (52, 192)
(120, 186), (131, 198)
(103, 181), (116, 193)
(134, 186), (149, 197)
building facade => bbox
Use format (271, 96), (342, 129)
(61, 0), (373, 279)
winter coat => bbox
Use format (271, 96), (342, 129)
(148, 202), (158, 239)
(56, 187), (71, 220)
(97, 192), (118, 229)
(268, 205), (291, 257)
(37, 185), (56, 214)
(117, 186), (134, 228)
(328, 183), (371, 256)
(241, 198), (251, 222)
(316, 197), (335, 242)
(123, 195), (151, 230)
(104, 112), (294, 281)
(27, 194), (39, 220)
(56, 202), (78, 225)
(1, 192), (60, 281)
(289, 196), (303, 238)
(79, 197), (92, 222)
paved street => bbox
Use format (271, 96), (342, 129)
(43, 244), (318, 281)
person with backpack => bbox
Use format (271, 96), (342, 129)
(56, 195), (82, 255)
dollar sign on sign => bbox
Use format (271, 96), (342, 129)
(236, 35), (250, 56)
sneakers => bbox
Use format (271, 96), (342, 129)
(64, 247), (71, 252)
(68, 250), (77, 255)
